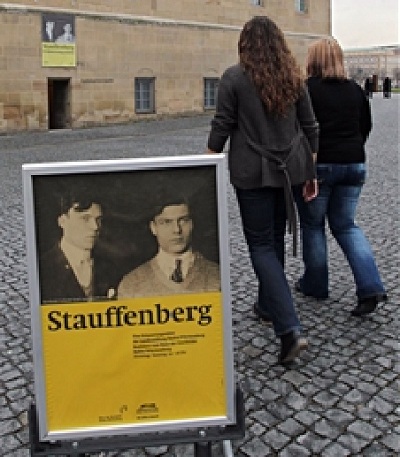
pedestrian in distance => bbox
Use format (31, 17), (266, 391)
(206, 16), (319, 364)
(295, 38), (387, 317)
(364, 77), (373, 98)
(383, 76), (392, 98)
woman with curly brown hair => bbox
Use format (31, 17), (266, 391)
(207, 16), (319, 364)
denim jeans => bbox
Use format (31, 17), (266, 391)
(235, 186), (302, 336)
(296, 163), (386, 300)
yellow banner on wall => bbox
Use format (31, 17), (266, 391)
(41, 292), (226, 433)
(42, 43), (76, 67)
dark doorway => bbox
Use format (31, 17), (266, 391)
(48, 78), (71, 129)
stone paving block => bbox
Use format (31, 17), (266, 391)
(362, 442), (397, 456)
(239, 437), (272, 457)
(296, 431), (331, 453)
(337, 433), (370, 454)
(313, 418), (342, 440)
(347, 419), (382, 440)
(368, 395), (396, 415)
(261, 428), (291, 450)
(278, 442), (311, 456)
(322, 408), (354, 426)
(381, 431), (400, 453)
(313, 390), (340, 408)
(276, 417), (306, 436)
(321, 442), (351, 457)
(293, 410), (320, 427)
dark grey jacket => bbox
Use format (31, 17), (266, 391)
(207, 64), (319, 189)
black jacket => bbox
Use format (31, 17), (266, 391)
(306, 76), (372, 164)
(207, 64), (319, 189)
(39, 245), (120, 304)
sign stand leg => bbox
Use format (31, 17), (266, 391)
(194, 441), (212, 457)
(222, 440), (234, 457)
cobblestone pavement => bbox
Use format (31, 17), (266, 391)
(0, 95), (398, 456)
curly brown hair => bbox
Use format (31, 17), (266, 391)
(238, 16), (304, 116)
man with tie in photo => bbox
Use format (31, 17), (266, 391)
(117, 195), (220, 298)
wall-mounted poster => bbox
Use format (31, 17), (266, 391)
(23, 155), (235, 441)
(42, 13), (76, 67)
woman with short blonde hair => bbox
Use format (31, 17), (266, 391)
(306, 38), (346, 79)
(295, 38), (387, 316)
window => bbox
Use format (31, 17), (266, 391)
(135, 77), (155, 113)
(251, 0), (264, 5)
(295, 0), (307, 13)
(204, 78), (219, 110)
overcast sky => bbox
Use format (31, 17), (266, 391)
(331, 0), (399, 49)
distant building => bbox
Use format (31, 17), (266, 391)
(0, 0), (330, 132)
(344, 45), (400, 89)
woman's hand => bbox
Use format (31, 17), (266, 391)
(303, 179), (318, 202)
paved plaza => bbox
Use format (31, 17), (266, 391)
(0, 95), (399, 456)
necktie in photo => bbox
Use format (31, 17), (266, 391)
(170, 259), (183, 283)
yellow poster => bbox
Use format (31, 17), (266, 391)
(41, 292), (226, 433)
(42, 43), (76, 68)
(41, 13), (76, 67)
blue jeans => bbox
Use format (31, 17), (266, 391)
(296, 163), (386, 300)
(235, 186), (302, 336)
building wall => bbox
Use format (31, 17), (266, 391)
(0, 1), (331, 132)
(344, 46), (400, 89)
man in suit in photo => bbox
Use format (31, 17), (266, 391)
(118, 194), (220, 298)
(44, 21), (55, 42)
(39, 188), (118, 304)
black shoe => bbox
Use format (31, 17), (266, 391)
(351, 294), (387, 317)
(279, 331), (308, 364)
(253, 302), (272, 324)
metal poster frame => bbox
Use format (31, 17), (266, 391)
(23, 155), (234, 442)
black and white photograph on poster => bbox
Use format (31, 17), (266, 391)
(31, 165), (221, 305)
(42, 13), (75, 43)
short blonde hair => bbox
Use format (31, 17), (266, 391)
(306, 38), (346, 79)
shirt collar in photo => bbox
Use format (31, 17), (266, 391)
(155, 248), (194, 279)
(60, 238), (93, 270)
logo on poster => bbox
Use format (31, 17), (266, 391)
(136, 402), (160, 420)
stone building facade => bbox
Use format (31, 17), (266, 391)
(344, 45), (400, 90)
(0, 1), (331, 132)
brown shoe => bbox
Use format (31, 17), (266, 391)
(279, 331), (308, 364)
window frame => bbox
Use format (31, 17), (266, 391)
(295, 0), (308, 14)
(204, 77), (219, 111)
(134, 77), (156, 114)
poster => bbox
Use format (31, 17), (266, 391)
(23, 155), (234, 441)
(41, 13), (76, 67)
